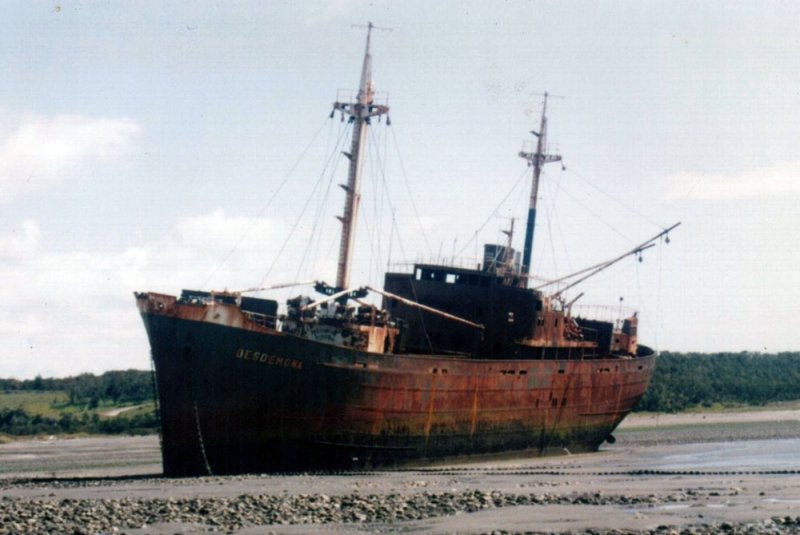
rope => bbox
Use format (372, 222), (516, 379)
(193, 401), (213, 476)
(148, 353), (163, 456)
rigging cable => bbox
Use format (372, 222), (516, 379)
(546, 174), (637, 246)
(376, 130), (434, 350)
(539, 172), (564, 279)
(566, 167), (666, 231)
(390, 127), (433, 257)
(306, 114), (348, 276)
(379, 119), (391, 279)
(296, 120), (352, 282)
(655, 234), (664, 352)
(200, 117), (331, 289)
(455, 166), (529, 259)
(259, 123), (353, 288)
(359, 126), (388, 287)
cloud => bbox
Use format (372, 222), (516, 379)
(0, 219), (40, 260)
(666, 161), (800, 200)
(0, 114), (142, 201)
(0, 210), (300, 378)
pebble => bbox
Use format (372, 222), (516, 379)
(0, 488), (799, 534)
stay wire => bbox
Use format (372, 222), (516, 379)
(551, 177), (636, 246)
(260, 123), (352, 287)
(566, 167), (666, 231)
(390, 128), (433, 257)
(363, 125), (402, 286)
(552, 174), (573, 274)
(455, 166), (529, 259)
(353, 129), (382, 288)
(309, 119), (353, 275)
(200, 117), (331, 289)
(295, 121), (352, 282)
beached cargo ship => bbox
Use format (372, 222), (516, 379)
(136, 24), (676, 476)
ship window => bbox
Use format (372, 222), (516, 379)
(415, 268), (422, 280)
(519, 370), (528, 375)
(445, 273), (456, 284)
(561, 398), (567, 407)
(558, 369), (565, 374)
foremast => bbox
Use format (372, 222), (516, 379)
(332, 22), (390, 290)
(518, 92), (562, 287)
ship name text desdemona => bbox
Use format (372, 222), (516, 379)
(235, 348), (303, 370)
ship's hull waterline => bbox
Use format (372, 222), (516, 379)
(138, 292), (655, 476)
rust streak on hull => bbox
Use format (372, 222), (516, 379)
(137, 293), (654, 476)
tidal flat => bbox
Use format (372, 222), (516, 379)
(1, 408), (799, 534)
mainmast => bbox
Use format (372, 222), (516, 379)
(518, 92), (562, 287)
(332, 22), (390, 290)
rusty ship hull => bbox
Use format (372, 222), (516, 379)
(135, 26), (674, 477)
(138, 292), (655, 476)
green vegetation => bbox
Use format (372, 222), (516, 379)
(0, 353), (799, 437)
(0, 370), (157, 437)
(0, 369), (154, 408)
(637, 351), (800, 412)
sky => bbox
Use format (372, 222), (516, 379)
(1, 1), (799, 378)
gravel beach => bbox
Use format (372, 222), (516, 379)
(1, 408), (799, 534)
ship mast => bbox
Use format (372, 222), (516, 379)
(518, 92), (562, 287)
(332, 22), (390, 290)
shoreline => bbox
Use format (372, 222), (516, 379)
(622, 404), (800, 429)
(2, 408), (800, 533)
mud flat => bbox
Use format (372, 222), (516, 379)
(1, 408), (799, 534)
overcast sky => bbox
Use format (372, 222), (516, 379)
(2, 1), (799, 378)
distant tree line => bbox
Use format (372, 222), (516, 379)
(636, 351), (800, 412)
(2, 353), (800, 436)
(0, 407), (156, 436)
(0, 370), (158, 436)
(0, 369), (154, 408)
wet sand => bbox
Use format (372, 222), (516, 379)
(1, 408), (799, 533)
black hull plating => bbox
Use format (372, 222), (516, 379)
(141, 308), (655, 476)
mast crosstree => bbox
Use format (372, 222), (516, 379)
(332, 22), (390, 290)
